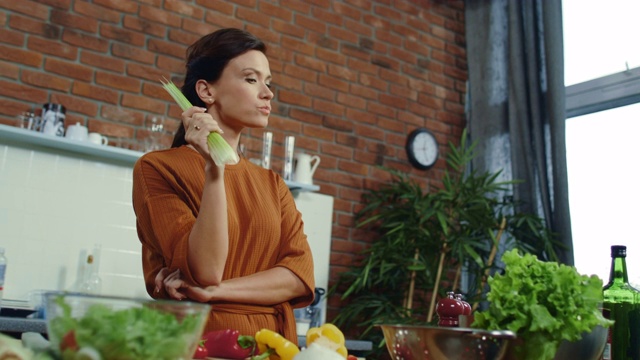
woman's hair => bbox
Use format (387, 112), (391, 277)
(171, 28), (267, 148)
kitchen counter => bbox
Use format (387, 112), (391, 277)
(0, 316), (371, 353)
(0, 317), (47, 335)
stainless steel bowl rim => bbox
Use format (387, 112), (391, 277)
(43, 291), (210, 310)
(379, 324), (517, 339)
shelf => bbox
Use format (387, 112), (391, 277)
(0, 124), (319, 192)
(0, 124), (143, 165)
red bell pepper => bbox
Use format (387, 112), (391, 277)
(202, 329), (256, 359)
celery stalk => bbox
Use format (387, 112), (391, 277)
(160, 77), (239, 166)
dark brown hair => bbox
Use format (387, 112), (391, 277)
(171, 28), (267, 148)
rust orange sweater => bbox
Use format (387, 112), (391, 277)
(132, 146), (315, 343)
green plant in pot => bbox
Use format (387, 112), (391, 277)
(330, 131), (562, 359)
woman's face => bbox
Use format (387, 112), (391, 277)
(208, 50), (273, 131)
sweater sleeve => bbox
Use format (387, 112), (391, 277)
(132, 154), (203, 295)
(275, 178), (316, 308)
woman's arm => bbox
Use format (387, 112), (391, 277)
(181, 107), (233, 285)
(163, 266), (308, 305)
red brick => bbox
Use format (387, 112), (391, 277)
(0, 44), (43, 67)
(89, 119), (136, 138)
(80, 51), (125, 73)
(280, 37), (313, 56)
(0, 79), (48, 103)
(123, 15), (166, 38)
(277, 89), (312, 107)
(344, 18), (372, 37)
(168, 28), (201, 47)
(157, 55), (184, 74)
(312, 98), (344, 117)
(164, 0), (204, 19)
(203, 12), (244, 31)
(259, 2), (292, 21)
(73, 1), (121, 23)
(0, 29), (25, 46)
(348, 83), (377, 100)
(359, 73), (387, 91)
(96, 72), (141, 93)
(27, 36), (77, 60)
(49, 93), (99, 116)
(112, 43), (155, 64)
(138, 4), (182, 28)
(127, 62), (168, 82)
(235, 7), (271, 29)
(328, 26), (358, 44)
(0, 0), (49, 20)
(148, 38), (185, 59)
(316, 47), (346, 66)
(271, 19), (305, 38)
(0, 60), (19, 79)
(321, 115), (352, 132)
(336, 92), (366, 110)
(279, 0), (311, 14)
(72, 82), (119, 104)
(92, 0), (138, 13)
(21, 69), (71, 92)
(295, 14), (327, 34)
(100, 23), (146, 47)
(62, 29), (109, 53)
(37, 0), (72, 10)
(44, 58), (92, 82)
(283, 64), (317, 83)
(196, 0), (234, 14)
(9, 15), (60, 39)
(51, 9), (98, 33)
(121, 93), (166, 113)
(0, 12), (6, 26)
(101, 104), (145, 126)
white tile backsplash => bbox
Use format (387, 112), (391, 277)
(0, 144), (145, 302)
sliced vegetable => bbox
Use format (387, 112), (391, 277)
(202, 329), (256, 359)
(305, 323), (348, 358)
(252, 329), (300, 360)
(160, 77), (239, 166)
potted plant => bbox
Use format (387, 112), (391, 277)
(330, 130), (561, 358)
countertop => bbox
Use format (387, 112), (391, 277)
(0, 316), (371, 352)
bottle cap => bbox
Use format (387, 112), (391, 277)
(611, 245), (627, 257)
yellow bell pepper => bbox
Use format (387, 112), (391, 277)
(305, 323), (348, 358)
(252, 328), (300, 360)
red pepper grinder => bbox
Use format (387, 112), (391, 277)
(455, 293), (472, 315)
(436, 291), (464, 327)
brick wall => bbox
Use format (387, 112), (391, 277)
(0, 0), (467, 320)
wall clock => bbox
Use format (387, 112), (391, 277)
(405, 127), (438, 170)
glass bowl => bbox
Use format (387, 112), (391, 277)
(44, 292), (211, 360)
(379, 324), (516, 360)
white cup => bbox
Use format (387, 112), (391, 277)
(88, 132), (109, 146)
(65, 122), (88, 141)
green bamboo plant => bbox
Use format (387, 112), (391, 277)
(330, 130), (560, 358)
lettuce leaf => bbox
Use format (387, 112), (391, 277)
(472, 249), (612, 360)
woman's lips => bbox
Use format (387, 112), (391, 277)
(258, 106), (271, 115)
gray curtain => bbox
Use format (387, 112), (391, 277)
(464, 0), (573, 264)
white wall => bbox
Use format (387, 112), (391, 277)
(0, 143), (145, 303)
(0, 138), (333, 313)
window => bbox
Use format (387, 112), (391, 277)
(563, 0), (640, 287)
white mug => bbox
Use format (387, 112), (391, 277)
(65, 122), (88, 141)
(88, 132), (108, 146)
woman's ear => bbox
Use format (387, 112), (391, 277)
(195, 79), (215, 105)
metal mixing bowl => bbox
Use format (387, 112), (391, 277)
(380, 324), (516, 360)
(503, 325), (608, 360)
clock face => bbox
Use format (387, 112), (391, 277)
(406, 128), (438, 170)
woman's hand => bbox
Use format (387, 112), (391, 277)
(181, 106), (224, 161)
(155, 267), (214, 303)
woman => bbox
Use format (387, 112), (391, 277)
(132, 28), (315, 343)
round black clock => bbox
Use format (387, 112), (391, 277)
(405, 128), (438, 170)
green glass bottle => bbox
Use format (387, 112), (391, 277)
(602, 245), (640, 360)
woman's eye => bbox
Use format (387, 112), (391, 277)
(266, 83), (272, 89)
(246, 78), (257, 84)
